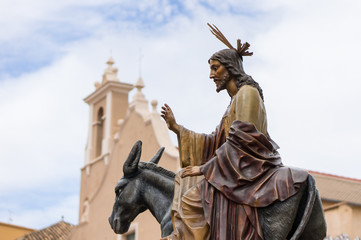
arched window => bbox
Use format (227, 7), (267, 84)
(95, 107), (104, 157)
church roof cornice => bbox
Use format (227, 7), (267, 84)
(84, 81), (134, 104)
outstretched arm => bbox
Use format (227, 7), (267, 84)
(161, 104), (180, 136)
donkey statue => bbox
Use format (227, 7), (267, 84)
(109, 141), (175, 237)
(109, 141), (326, 239)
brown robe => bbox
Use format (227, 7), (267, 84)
(169, 85), (308, 240)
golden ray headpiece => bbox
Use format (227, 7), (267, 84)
(207, 23), (253, 59)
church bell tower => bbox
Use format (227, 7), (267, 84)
(83, 57), (133, 169)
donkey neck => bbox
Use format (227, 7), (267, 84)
(141, 169), (174, 224)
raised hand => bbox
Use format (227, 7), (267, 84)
(181, 166), (202, 178)
(161, 104), (180, 136)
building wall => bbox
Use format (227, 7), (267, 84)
(352, 206), (361, 239)
(111, 92), (129, 136)
(322, 202), (361, 239)
(0, 222), (34, 240)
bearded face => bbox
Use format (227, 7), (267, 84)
(209, 59), (231, 93)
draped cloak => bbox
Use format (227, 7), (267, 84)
(169, 85), (308, 240)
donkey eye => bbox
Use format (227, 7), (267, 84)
(115, 179), (128, 196)
(115, 187), (122, 196)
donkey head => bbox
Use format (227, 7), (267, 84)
(109, 140), (165, 234)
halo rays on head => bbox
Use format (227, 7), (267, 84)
(207, 23), (253, 60)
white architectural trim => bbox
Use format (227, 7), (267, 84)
(84, 81), (133, 104)
(85, 104), (94, 164)
(103, 91), (112, 158)
(81, 153), (110, 170)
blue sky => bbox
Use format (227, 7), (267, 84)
(1, 0), (361, 231)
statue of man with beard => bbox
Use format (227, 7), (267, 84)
(161, 24), (309, 240)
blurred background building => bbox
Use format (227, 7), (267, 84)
(0, 222), (34, 240)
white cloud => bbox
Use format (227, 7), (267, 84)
(245, 0), (361, 174)
(0, 54), (94, 193)
(0, 194), (79, 229)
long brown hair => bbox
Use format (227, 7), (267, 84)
(209, 49), (264, 101)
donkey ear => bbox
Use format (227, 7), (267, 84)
(149, 147), (165, 164)
(123, 140), (142, 176)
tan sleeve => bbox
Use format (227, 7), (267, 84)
(235, 85), (265, 133)
(178, 126), (206, 167)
